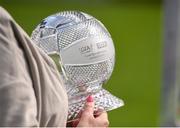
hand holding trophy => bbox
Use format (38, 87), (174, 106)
(31, 11), (124, 122)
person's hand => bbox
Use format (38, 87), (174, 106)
(76, 95), (109, 127)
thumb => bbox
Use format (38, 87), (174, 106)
(82, 95), (94, 117)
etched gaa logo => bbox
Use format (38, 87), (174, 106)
(79, 41), (107, 54)
(79, 44), (93, 54)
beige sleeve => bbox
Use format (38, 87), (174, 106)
(0, 7), (39, 126)
(0, 6), (68, 127)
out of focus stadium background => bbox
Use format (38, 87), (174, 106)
(1, 0), (162, 126)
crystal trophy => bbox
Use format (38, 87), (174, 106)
(31, 11), (124, 122)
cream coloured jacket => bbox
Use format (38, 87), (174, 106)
(0, 7), (68, 127)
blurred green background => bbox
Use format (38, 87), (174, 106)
(0, 0), (162, 126)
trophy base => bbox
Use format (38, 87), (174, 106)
(67, 88), (124, 122)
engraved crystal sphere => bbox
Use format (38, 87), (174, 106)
(31, 11), (124, 122)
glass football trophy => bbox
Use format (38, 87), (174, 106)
(31, 11), (124, 122)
